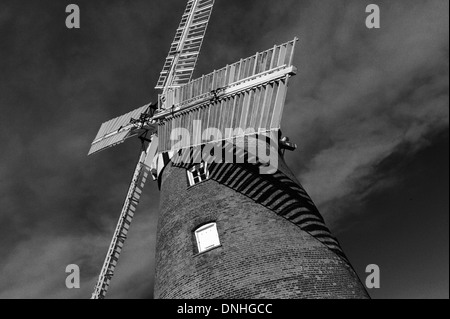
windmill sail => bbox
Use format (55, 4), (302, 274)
(91, 137), (159, 299)
(155, 38), (298, 153)
(155, 0), (215, 90)
(88, 104), (152, 155)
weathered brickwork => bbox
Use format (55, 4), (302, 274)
(154, 155), (369, 299)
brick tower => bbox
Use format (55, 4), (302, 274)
(153, 137), (369, 299)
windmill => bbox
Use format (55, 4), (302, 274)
(88, 0), (369, 299)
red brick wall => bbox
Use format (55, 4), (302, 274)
(154, 159), (369, 299)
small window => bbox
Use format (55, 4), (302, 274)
(195, 223), (220, 253)
(187, 162), (210, 186)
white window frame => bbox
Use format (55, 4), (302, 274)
(187, 162), (210, 187)
(195, 223), (220, 253)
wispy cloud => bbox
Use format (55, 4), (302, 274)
(0, 210), (157, 299)
(277, 0), (449, 226)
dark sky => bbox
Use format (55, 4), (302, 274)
(0, 0), (448, 299)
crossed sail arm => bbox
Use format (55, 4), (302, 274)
(88, 104), (153, 156)
(155, 0), (215, 91)
(155, 38), (298, 153)
(91, 136), (159, 299)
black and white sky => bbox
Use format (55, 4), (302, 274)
(0, 0), (448, 299)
